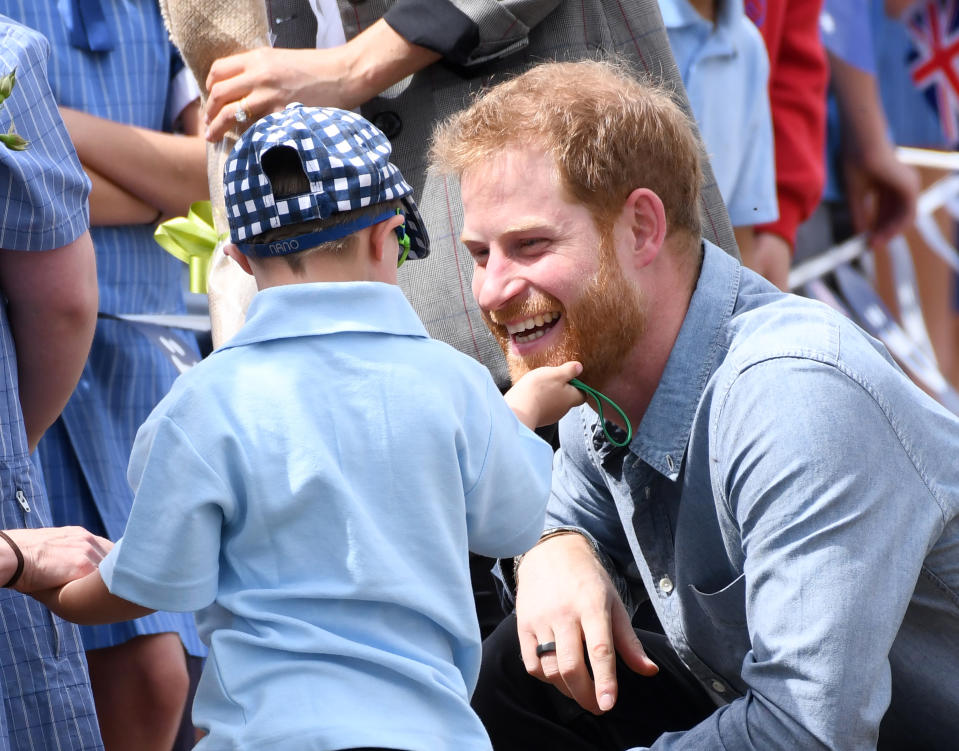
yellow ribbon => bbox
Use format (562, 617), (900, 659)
(154, 201), (222, 294)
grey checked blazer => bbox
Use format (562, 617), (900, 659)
(338, 0), (736, 387)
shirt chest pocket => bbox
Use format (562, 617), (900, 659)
(685, 573), (751, 685)
(688, 572), (747, 628)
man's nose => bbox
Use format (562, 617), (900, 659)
(473, 253), (527, 313)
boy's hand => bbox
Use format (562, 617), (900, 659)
(505, 361), (586, 430)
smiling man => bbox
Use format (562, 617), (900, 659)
(431, 59), (959, 751)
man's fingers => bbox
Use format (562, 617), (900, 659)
(552, 627), (601, 714)
(89, 534), (113, 559)
(611, 604), (658, 678)
(582, 613), (620, 712)
(537, 651), (574, 701)
(518, 627), (549, 679)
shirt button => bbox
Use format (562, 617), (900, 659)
(658, 575), (674, 594)
(711, 679), (727, 694)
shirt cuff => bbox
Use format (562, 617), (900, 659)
(383, 0), (479, 65)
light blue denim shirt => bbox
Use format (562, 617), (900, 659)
(549, 241), (959, 749)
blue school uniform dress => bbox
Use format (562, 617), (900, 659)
(99, 282), (553, 750)
(660, 0), (778, 228)
(0, 16), (102, 750)
(0, 0), (205, 658)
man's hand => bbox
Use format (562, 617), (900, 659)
(515, 531), (658, 714)
(842, 145), (919, 247)
(504, 361), (586, 430)
(0, 527), (112, 593)
(828, 51), (920, 248)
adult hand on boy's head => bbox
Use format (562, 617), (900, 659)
(1, 526), (112, 594)
(504, 361), (586, 430)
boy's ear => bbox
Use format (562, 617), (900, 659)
(223, 243), (254, 276)
(368, 212), (405, 264)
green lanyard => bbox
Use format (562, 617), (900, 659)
(569, 378), (633, 448)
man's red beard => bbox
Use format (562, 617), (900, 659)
(483, 240), (646, 389)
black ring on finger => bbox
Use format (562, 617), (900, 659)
(535, 641), (557, 658)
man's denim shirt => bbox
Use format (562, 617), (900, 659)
(548, 241), (959, 750)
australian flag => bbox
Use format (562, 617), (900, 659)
(906, 0), (959, 146)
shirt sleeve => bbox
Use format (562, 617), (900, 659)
(463, 377), (554, 558)
(383, 0), (563, 66)
(648, 356), (943, 750)
(102, 414), (233, 613)
(0, 18), (90, 251)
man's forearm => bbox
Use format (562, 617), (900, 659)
(829, 52), (889, 163)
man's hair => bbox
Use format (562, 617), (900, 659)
(250, 146), (399, 274)
(430, 58), (703, 241)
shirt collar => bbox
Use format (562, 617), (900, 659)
(218, 282), (430, 352)
(631, 240), (740, 480)
(659, 0), (742, 53)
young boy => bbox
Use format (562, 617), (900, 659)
(36, 105), (584, 750)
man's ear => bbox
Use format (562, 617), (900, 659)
(368, 212), (405, 264)
(223, 243), (254, 276)
(622, 188), (667, 269)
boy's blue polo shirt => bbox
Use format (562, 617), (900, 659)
(660, 0), (778, 228)
(99, 282), (552, 750)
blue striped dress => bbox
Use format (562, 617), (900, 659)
(0, 15), (103, 750)
(1, 0), (205, 659)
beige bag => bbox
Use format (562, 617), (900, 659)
(159, 0), (268, 346)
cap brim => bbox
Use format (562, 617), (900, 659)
(401, 195), (429, 260)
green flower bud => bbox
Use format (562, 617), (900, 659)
(0, 132), (29, 151)
(0, 69), (16, 103)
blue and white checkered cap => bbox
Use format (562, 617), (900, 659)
(223, 104), (428, 259)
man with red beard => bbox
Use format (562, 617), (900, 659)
(430, 59), (959, 751)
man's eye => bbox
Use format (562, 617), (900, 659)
(518, 238), (546, 251)
(469, 247), (489, 264)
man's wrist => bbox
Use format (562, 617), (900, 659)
(513, 528), (585, 590)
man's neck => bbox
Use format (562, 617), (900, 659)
(598, 235), (701, 431)
(689, 0), (717, 23)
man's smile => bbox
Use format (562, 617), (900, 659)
(505, 311), (561, 344)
